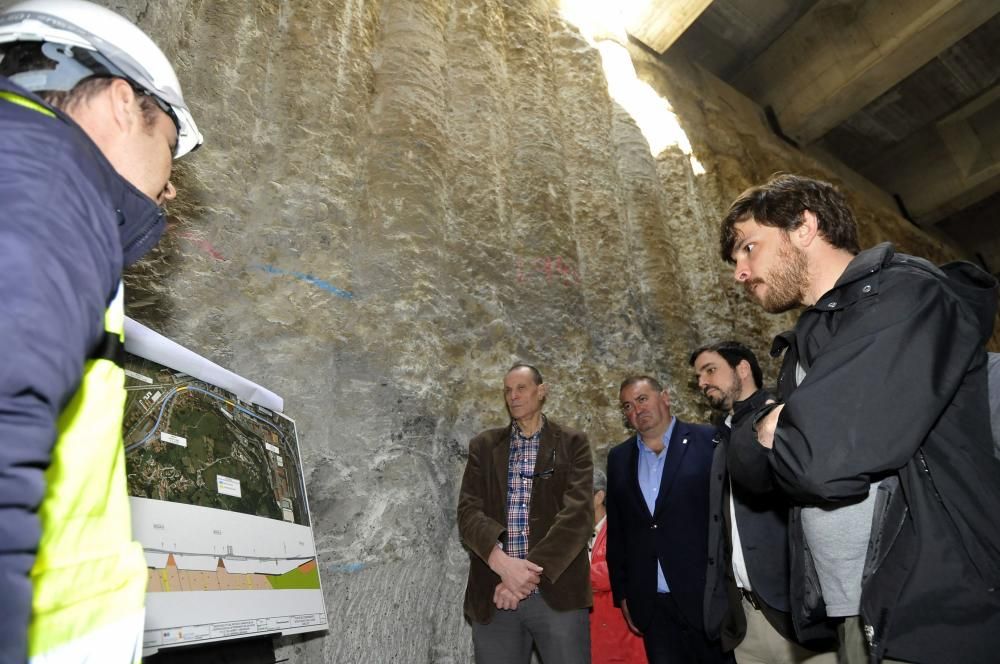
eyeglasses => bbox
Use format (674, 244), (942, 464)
(43, 43), (182, 140)
(520, 448), (556, 480)
(129, 82), (181, 136)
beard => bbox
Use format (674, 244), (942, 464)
(744, 239), (808, 313)
(705, 374), (742, 411)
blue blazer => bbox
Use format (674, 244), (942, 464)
(605, 419), (718, 632)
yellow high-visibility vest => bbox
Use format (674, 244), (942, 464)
(29, 282), (147, 663)
(3, 89), (148, 662)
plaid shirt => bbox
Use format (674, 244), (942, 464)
(505, 417), (544, 560)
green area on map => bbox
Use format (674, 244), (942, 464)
(267, 561), (322, 590)
(122, 355), (310, 526)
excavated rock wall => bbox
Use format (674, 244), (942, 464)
(75, 1), (977, 661)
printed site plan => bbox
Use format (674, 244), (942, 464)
(120, 319), (327, 654)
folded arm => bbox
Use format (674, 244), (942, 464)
(769, 277), (981, 504)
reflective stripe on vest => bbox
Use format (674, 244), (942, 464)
(0, 90), (56, 117)
(28, 282), (147, 662)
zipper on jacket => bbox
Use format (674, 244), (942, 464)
(917, 450), (943, 503)
(919, 448), (996, 585)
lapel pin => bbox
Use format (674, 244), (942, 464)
(682, 438), (688, 445)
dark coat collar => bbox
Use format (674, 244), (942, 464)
(810, 242), (893, 313)
(731, 388), (771, 429)
(771, 243), (896, 357)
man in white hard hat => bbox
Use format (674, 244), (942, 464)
(0, 1), (202, 662)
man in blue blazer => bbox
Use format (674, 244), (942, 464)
(606, 375), (732, 664)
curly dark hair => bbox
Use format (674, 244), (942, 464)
(720, 173), (860, 263)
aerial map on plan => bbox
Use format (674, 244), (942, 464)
(122, 354), (310, 527)
(120, 325), (327, 655)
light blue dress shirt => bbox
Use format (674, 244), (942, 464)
(637, 416), (676, 594)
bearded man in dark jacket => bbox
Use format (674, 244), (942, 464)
(694, 341), (835, 664)
(720, 174), (1000, 664)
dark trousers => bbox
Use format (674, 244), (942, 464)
(471, 594), (590, 664)
(644, 593), (734, 664)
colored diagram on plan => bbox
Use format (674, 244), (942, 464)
(147, 557), (320, 592)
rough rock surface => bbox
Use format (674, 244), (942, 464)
(54, 1), (991, 662)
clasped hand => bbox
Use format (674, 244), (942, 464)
(488, 546), (543, 610)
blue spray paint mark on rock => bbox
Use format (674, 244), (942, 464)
(329, 562), (366, 574)
(253, 263), (354, 300)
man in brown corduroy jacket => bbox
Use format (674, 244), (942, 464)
(458, 363), (593, 664)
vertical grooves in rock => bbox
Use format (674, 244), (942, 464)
(105, 3), (983, 662)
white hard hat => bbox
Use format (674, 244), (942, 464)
(0, 0), (202, 158)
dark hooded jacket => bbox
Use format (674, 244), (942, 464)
(729, 243), (1000, 664)
(0, 76), (166, 663)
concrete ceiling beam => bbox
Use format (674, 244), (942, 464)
(625, 0), (715, 54)
(735, 0), (998, 146)
(862, 83), (1000, 227)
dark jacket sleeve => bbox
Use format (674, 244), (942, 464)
(456, 433), (507, 564)
(527, 429), (593, 584)
(0, 102), (118, 662)
(727, 410), (777, 494)
(769, 273), (983, 504)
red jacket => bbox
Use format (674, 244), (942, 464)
(591, 518), (648, 664)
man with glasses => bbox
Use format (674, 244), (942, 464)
(605, 375), (732, 664)
(458, 363), (594, 664)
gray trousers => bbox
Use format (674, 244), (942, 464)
(471, 594), (590, 664)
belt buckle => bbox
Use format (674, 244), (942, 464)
(741, 588), (760, 611)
